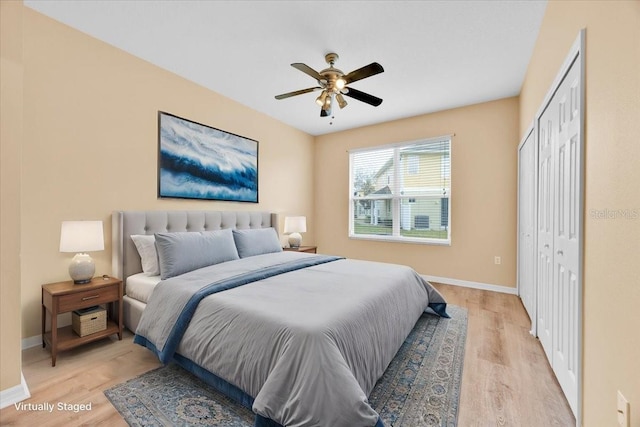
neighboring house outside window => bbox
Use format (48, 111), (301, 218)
(349, 136), (451, 245)
(407, 155), (419, 175)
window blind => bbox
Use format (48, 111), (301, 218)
(349, 136), (451, 244)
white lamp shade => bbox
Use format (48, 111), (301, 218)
(284, 216), (307, 234)
(59, 221), (105, 253)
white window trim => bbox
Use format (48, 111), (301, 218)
(348, 234), (452, 246)
(348, 135), (452, 246)
(348, 135), (452, 154)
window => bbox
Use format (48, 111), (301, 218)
(349, 136), (451, 245)
(407, 155), (419, 175)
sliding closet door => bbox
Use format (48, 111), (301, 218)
(551, 58), (581, 416)
(518, 129), (536, 329)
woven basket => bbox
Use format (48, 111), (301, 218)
(72, 306), (107, 337)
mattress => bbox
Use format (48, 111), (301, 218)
(126, 273), (161, 304)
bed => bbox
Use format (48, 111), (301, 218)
(112, 210), (448, 427)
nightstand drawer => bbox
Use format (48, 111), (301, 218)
(58, 286), (119, 312)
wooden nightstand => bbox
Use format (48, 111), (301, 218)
(283, 246), (317, 254)
(42, 276), (123, 366)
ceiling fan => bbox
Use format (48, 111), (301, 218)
(275, 53), (384, 117)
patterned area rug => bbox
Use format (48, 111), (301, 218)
(105, 305), (467, 427)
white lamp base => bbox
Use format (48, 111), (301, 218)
(288, 232), (302, 248)
(69, 253), (95, 284)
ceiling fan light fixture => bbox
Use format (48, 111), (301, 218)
(336, 93), (347, 109)
(335, 78), (346, 90)
(324, 94), (332, 108)
(316, 91), (328, 106)
(320, 94), (333, 117)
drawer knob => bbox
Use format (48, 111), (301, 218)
(81, 295), (100, 301)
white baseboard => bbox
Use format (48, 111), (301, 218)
(21, 335), (41, 350)
(0, 372), (30, 410)
(422, 275), (518, 295)
(23, 315), (72, 350)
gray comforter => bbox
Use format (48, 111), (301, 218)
(135, 252), (446, 427)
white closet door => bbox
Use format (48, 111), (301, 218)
(551, 58), (581, 416)
(537, 99), (556, 363)
(532, 31), (584, 423)
(518, 130), (536, 329)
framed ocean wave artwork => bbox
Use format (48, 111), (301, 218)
(158, 112), (258, 203)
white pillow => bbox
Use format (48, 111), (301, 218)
(131, 234), (160, 276)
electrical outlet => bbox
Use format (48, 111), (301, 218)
(494, 256), (501, 265)
(617, 390), (630, 427)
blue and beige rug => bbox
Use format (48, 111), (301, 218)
(105, 305), (467, 427)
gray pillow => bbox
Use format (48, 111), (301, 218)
(155, 229), (239, 279)
(232, 228), (282, 258)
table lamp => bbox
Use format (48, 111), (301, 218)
(59, 220), (104, 284)
(284, 216), (307, 248)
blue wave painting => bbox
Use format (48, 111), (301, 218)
(158, 112), (258, 202)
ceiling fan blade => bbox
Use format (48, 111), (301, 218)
(343, 62), (384, 84)
(291, 63), (324, 81)
(275, 87), (321, 100)
(343, 87), (383, 107)
(320, 107), (331, 117)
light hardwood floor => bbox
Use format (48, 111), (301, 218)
(0, 284), (575, 426)
(432, 284), (575, 427)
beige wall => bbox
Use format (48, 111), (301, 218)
(0, 0), (24, 392)
(315, 97), (519, 287)
(18, 8), (315, 339)
(519, 1), (640, 426)
(8, 4), (639, 424)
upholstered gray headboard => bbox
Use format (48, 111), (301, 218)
(112, 210), (279, 287)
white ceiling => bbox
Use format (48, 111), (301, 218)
(24, 0), (547, 136)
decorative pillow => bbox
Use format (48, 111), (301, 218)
(130, 234), (160, 276)
(155, 229), (240, 279)
(232, 228), (282, 258)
